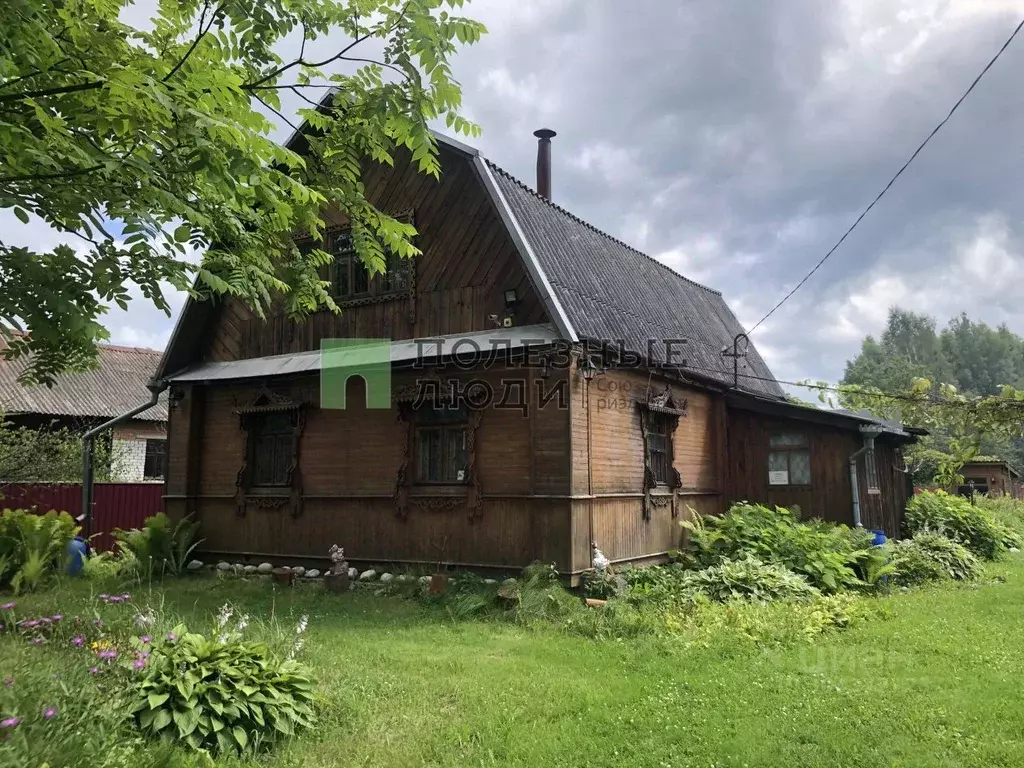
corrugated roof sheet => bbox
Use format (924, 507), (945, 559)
(485, 161), (784, 399)
(0, 342), (167, 422)
(167, 324), (559, 383)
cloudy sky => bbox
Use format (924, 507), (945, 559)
(7, 0), (1024, 387)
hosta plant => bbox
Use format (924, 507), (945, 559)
(130, 616), (315, 755)
(886, 532), (982, 585)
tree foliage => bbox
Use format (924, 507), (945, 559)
(835, 307), (1024, 485)
(1, 0), (484, 383)
(0, 417), (125, 485)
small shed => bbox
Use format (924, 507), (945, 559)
(957, 458), (1023, 499)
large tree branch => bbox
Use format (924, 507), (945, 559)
(163, 1), (219, 83)
(0, 164), (104, 184)
(0, 79), (103, 104)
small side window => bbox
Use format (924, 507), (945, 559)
(768, 432), (811, 486)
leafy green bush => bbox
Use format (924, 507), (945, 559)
(626, 557), (820, 605)
(131, 616), (315, 755)
(113, 513), (201, 578)
(905, 490), (1010, 560)
(81, 550), (136, 582)
(0, 508), (78, 593)
(681, 503), (886, 593)
(975, 496), (1024, 548)
(886, 531), (982, 585)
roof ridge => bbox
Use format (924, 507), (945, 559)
(484, 159), (723, 298)
(2, 327), (162, 357)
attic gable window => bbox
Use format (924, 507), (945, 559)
(299, 225), (415, 303)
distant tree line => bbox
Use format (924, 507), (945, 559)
(840, 308), (1024, 484)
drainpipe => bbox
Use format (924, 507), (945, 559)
(81, 381), (167, 538)
(849, 425), (884, 528)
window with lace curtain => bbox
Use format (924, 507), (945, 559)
(768, 431), (811, 486)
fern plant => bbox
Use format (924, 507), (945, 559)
(113, 513), (202, 578)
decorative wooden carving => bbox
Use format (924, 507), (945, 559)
(466, 408), (484, 521)
(235, 386), (306, 519)
(409, 497), (464, 512)
(394, 403), (414, 520)
(637, 388), (686, 520)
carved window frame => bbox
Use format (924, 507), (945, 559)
(296, 209), (418, 310)
(393, 380), (485, 521)
(234, 386), (306, 518)
(637, 386), (686, 520)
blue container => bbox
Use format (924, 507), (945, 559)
(869, 529), (887, 546)
(66, 537), (88, 576)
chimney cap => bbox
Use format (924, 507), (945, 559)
(533, 128), (557, 140)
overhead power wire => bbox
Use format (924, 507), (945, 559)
(747, 16), (1024, 335)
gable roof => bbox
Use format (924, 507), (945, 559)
(475, 158), (782, 398)
(157, 126), (784, 399)
(0, 337), (167, 423)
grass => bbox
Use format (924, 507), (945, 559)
(7, 558), (1024, 768)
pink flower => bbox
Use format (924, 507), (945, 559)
(0, 602), (15, 611)
(96, 649), (117, 661)
(166, 632), (177, 642)
(49, 615), (63, 622)
(2, 677), (12, 688)
(89, 667), (100, 675)
(139, 635), (152, 644)
(42, 707), (56, 720)
(0, 717), (20, 728)
(19, 620), (39, 629)
(133, 658), (147, 671)
(71, 636), (85, 648)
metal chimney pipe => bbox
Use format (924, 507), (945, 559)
(534, 128), (556, 200)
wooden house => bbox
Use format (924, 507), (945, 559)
(156, 128), (918, 577)
(956, 458), (1023, 499)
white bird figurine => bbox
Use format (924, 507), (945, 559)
(591, 542), (610, 572)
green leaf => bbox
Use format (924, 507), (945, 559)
(232, 726), (249, 750)
(13, 207), (29, 224)
(153, 709), (172, 732)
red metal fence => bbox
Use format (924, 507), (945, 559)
(0, 482), (163, 551)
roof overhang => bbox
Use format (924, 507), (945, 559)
(165, 324), (560, 384)
(725, 390), (921, 442)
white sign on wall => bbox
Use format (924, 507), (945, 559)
(768, 470), (789, 486)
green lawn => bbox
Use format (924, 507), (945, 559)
(8, 558), (1024, 768)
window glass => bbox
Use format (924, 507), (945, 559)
(143, 439), (166, 480)
(249, 412), (295, 486)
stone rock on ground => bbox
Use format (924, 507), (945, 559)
(359, 569), (377, 581)
(305, 569), (321, 579)
(243, 565), (258, 575)
(380, 573), (394, 584)
(348, 567), (359, 579)
(216, 562), (230, 572)
(292, 566), (306, 577)
(186, 560), (203, 571)
(257, 562), (273, 575)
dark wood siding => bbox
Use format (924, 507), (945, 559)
(726, 408), (909, 536)
(166, 365), (574, 571)
(201, 144), (548, 363)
